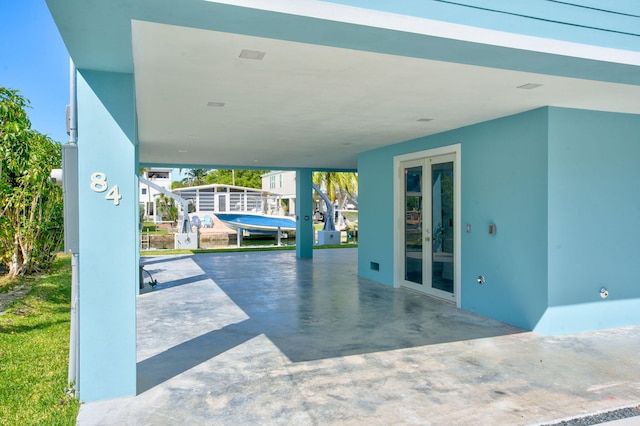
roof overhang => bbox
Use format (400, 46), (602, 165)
(45, 0), (640, 170)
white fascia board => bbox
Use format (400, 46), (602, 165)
(205, 0), (640, 66)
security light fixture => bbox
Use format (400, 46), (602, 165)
(239, 49), (266, 60)
(517, 83), (543, 90)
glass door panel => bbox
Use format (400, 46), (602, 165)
(400, 153), (456, 302)
(431, 160), (454, 294)
(404, 164), (423, 285)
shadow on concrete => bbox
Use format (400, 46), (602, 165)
(137, 249), (524, 393)
(137, 319), (255, 393)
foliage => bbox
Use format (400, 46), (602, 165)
(181, 168), (209, 186)
(141, 222), (169, 235)
(171, 180), (187, 189)
(0, 87), (64, 276)
(0, 255), (80, 425)
(139, 204), (145, 224)
(205, 169), (267, 188)
(313, 172), (358, 208)
(155, 193), (178, 225)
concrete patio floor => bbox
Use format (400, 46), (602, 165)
(77, 248), (640, 425)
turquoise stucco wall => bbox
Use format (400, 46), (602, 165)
(535, 108), (640, 334)
(296, 169), (314, 259)
(77, 70), (138, 401)
(359, 109), (549, 330)
(359, 107), (640, 333)
(460, 110), (548, 329)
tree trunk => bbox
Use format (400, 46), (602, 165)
(9, 233), (25, 276)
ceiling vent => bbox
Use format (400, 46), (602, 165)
(207, 101), (226, 107)
(517, 83), (543, 90)
(239, 49), (266, 60)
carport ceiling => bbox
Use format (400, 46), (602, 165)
(46, 0), (640, 171)
(133, 21), (640, 170)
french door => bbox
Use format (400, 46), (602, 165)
(399, 153), (456, 302)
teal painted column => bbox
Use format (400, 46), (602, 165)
(76, 70), (137, 401)
(296, 169), (314, 258)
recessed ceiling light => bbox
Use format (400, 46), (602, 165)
(239, 49), (266, 60)
(178, 149), (188, 153)
(517, 83), (543, 90)
(417, 118), (433, 122)
(207, 101), (225, 107)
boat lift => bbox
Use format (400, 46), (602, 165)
(140, 176), (197, 249)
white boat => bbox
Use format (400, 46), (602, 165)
(214, 212), (296, 232)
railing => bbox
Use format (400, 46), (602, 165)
(178, 189), (286, 216)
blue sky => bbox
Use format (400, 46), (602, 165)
(0, 1), (188, 180)
(1, 0), (70, 144)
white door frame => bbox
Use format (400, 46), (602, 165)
(393, 144), (461, 307)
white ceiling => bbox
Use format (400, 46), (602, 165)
(133, 20), (640, 170)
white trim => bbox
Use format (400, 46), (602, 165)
(394, 144), (462, 307)
(206, 0), (640, 67)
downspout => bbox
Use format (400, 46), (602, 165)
(67, 58), (80, 397)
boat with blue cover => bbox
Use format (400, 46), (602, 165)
(214, 213), (296, 232)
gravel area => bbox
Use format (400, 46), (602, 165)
(544, 405), (640, 425)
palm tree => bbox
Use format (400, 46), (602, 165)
(313, 172), (358, 229)
(313, 172), (358, 209)
(155, 193), (178, 226)
(180, 168), (209, 186)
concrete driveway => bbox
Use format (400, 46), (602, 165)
(77, 248), (640, 425)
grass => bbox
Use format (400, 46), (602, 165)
(141, 242), (357, 256)
(0, 255), (80, 426)
(0, 244), (357, 423)
(141, 222), (170, 235)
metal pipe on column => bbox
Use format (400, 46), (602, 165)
(66, 58), (80, 397)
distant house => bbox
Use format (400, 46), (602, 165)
(139, 168), (172, 222)
(261, 171), (296, 216)
(173, 183), (284, 216)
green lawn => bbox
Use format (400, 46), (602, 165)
(0, 245), (358, 424)
(0, 256), (80, 426)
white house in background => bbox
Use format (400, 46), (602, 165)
(173, 183), (283, 216)
(262, 171), (296, 216)
(139, 168), (173, 222)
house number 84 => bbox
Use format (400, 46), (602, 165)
(90, 172), (122, 206)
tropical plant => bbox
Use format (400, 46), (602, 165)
(0, 87), (64, 276)
(181, 168), (209, 186)
(313, 172), (358, 209)
(171, 180), (187, 189)
(155, 193), (178, 225)
(205, 169), (267, 188)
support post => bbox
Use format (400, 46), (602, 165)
(76, 70), (137, 402)
(296, 169), (314, 258)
